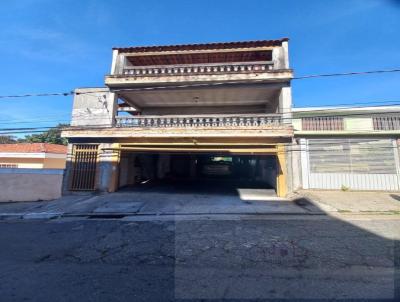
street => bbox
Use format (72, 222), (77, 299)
(0, 214), (399, 301)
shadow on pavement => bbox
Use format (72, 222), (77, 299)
(0, 191), (398, 301)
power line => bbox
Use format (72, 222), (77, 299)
(292, 68), (400, 80)
(2, 106), (400, 135)
(0, 92), (72, 99)
(0, 98), (400, 126)
(0, 68), (400, 99)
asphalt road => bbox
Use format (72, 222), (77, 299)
(0, 215), (399, 301)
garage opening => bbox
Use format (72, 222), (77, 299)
(118, 152), (278, 196)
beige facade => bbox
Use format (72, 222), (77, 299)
(63, 39), (294, 197)
(0, 154), (66, 169)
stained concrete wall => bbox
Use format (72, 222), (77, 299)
(71, 88), (117, 127)
(0, 169), (64, 202)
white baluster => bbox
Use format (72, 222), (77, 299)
(232, 117), (237, 127)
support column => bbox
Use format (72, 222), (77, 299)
(61, 143), (74, 194)
(97, 143), (120, 192)
(278, 86), (292, 125)
(276, 144), (287, 197)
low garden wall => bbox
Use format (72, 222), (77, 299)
(0, 168), (64, 202)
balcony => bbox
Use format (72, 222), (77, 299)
(115, 114), (283, 128)
(105, 61), (293, 87)
(121, 61), (274, 77)
(62, 113), (293, 139)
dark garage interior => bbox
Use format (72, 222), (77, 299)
(118, 152), (278, 195)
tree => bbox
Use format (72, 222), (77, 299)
(0, 135), (17, 144)
(23, 123), (69, 145)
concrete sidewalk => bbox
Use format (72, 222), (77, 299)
(0, 189), (315, 219)
(294, 190), (400, 214)
(2, 189), (400, 220)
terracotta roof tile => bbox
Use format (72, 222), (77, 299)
(0, 143), (67, 154)
(113, 38), (289, 53)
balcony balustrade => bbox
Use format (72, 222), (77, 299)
(373, 116), (400, 131)
(115, 114), (283, 128)
(121, 62), (274, 77)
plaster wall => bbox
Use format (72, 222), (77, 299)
(0, 169), (63, 202)
(344, 117), (374, 131)
(71, 88), (117, 127)
(43, 157), (66, 169)
(0, 157), (44, 169)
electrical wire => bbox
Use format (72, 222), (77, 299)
(0, 68), (400, 99)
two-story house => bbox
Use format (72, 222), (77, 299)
(61, 39), (294, 197)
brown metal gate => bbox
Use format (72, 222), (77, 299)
(69, 144), (98, 191)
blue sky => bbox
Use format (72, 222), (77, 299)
(0, 0), (400, 133)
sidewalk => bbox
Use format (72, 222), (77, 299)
(2, 189), (400, 220)
(294, 190), (400, 214)
(0, 189), (315, 220)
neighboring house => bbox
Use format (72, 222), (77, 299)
(61, 39), (293, 196)
(0, 143), (67, 169)
(292, 106), (400, 191)
(0, 143), (67, 202)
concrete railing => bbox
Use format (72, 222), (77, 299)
(115, 114), (283, 128)
(121, 61), (274, 77)
(373, 116), (400, 130)
(302, 116), (344, 131)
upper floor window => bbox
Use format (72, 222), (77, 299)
(302, 116), (344, 131)
(372, 116), (400, 130)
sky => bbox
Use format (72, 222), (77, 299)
(0, 0), (400, 134)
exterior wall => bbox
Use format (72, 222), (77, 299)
(290, 139), (302, 191)
(0, 157), (44, 168)
(0, 155), (66, 169)
(299, 138), (400, 191)
(278, 86), (292, 124)
(43, 157), (66, 169)
(141, 105), (270, 115)
(0, 169), (63, 202)
(71, 88), (118, 127)
(272, 41), (289, 69)
(61, 144), (74, 194)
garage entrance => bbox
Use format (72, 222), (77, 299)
(118, 152), (279, 196)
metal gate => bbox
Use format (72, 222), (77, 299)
(69, 144), (98, 191)
(301, 138), (400, 191)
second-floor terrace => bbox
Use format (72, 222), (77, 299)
(62, 83), (293, 140)
(105, 39), (292, 87)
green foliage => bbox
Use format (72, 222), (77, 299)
(23, 123), (69, 146)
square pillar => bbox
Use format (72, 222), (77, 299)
(279, 86), (292, 125)
(96, 143), (120, 192)
(276, 144), (288, 197)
